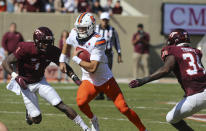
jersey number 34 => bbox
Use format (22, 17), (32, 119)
(183, 53), (206, 76)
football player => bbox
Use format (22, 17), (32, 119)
(129, 28), (206, 131)
(59, 12), (147, 131)
(2, 27), (90, 131)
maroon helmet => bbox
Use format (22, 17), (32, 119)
(167, 28), (190, 46)
(33, 27), (54, 52)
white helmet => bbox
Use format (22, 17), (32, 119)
(74, 12), (96, 39)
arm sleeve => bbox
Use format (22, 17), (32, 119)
(113, 28), (121, 54)
(90, 39), (106, 62)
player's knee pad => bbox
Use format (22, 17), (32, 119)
(32, 114), (42, 124)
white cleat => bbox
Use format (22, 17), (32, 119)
(91, 116), (100, 131)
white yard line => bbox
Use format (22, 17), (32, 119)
(2, 110), (206, 126)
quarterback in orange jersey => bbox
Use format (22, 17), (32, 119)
(59, 12), (147, 131)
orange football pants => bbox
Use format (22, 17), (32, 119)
(76, 77), (146, 131)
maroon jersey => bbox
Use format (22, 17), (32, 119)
(13, 42), (60, 84)
(161, 45), (206, 96)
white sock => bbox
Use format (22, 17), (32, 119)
(73, 115), (89, 130)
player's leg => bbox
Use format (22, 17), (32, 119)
(21, 88), (42, 124)
(106, 53), (113, 101)
(55, 102), (90, 130)
(38, 78), (89, 130)
(76, 80), (98, 119)
(166, 91), (206, 130)
(103, 78), (146, 131)
(77, 80), (99, 131)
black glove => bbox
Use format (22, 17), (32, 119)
(15, 76), (27, 90)
(71, 74), (82, 86)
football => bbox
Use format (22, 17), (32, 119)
(76, 47), (91, 62)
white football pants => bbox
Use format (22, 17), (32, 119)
(166, 89), (206, 124)
(21, 78), (61, 117)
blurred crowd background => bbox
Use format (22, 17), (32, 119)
(0, 0), (123, 15)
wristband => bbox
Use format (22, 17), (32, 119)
(71, 74), (75, 79)
(72, 56), (82, 65)
(11, 72), (18, 79)
(59, 54), (67, 62)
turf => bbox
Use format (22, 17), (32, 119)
(0, 82), (206, 131)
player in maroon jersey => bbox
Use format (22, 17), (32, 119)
(129, 28), (206, 131)
(2, 27), (90, 131)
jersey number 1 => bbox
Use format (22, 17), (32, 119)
(182, 53), (205, 76)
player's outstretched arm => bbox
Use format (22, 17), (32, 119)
(2, 54), (18, 74)
(59, 43), (70, 73)
(64, 63), (82, 86)
(2, 54), (27, 89)
(129, 55), (175, 88)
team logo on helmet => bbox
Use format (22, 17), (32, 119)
(33, 27), (54, 52)
(167, 28), (190, 46)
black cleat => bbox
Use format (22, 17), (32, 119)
(26, 110), (33, 125)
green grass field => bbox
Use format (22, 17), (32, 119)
(0, 82), (206, 131)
